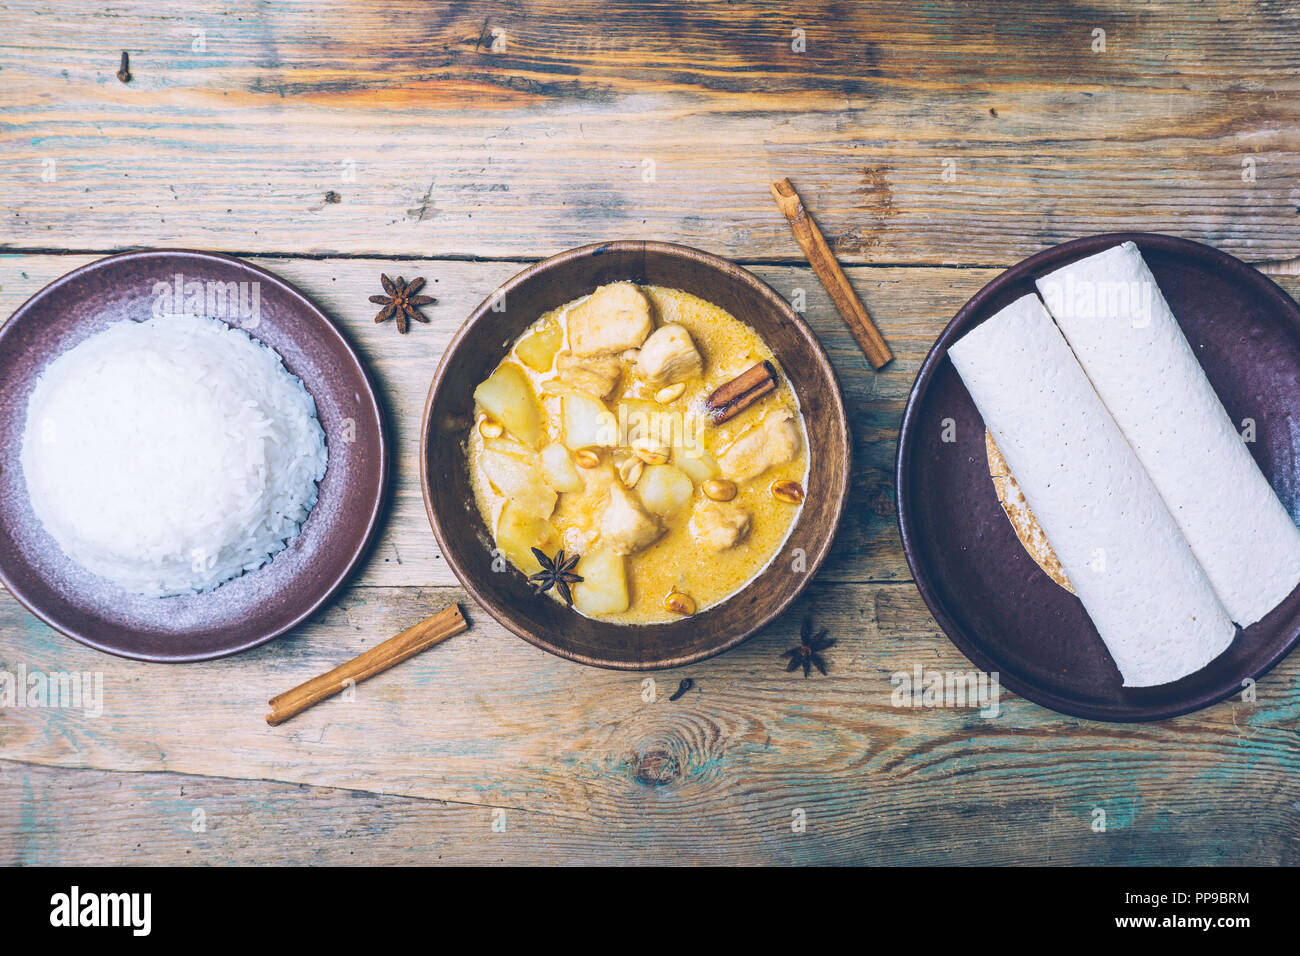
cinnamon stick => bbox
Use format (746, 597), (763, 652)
(706, 361), (777, 423)
(769, 177), (893, 369)
(265, 604), (467, 726)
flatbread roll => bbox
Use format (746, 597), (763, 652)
(949, 293), (1235, 687)
(1038, 242), (1300, 627)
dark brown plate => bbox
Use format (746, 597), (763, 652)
(897, 233), (1300, 721)
(421, 241), (849, 669)
(0, 250), (388, 662)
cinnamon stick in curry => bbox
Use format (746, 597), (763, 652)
(707, 361), (778, 424)
(265, 604), (467, 726)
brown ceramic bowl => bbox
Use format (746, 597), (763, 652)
(421, 241), (849, 669)
(0, 250), (388, 662)
(898, 233), (1300, 721)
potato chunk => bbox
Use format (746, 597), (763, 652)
(638, 464), (694, 517)
(555, 352), (621, 398)
(671, 431), (719, 483)
(598, 481), (662, 555)
(496, 503), (560, 574)
(689, 500), (752, 552)
(515, 318), (563, 372)
(566, 282), (654, 356)
(637, 324), (703, 384)
(480, 441), (557, 518)
(717, 408), (802, 483)
(573, 550), (630, 615)
(473, 363), (542, 448)
(539, 443), (583, 493)
(562, 393), (619, 450)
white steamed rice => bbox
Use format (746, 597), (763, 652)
(21, 314), (328, 598)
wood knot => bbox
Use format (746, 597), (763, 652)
(635, 750), (680, 786)
(856, 165), (897, 221)
(860, 470), (896, 519)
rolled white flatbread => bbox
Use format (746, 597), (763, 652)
(949, 293), (1235, 687)
(1038, 242), (1300, 627)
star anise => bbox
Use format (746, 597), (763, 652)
(369, 273), (435, 333)
(782, 616), (836, 677)
(528, 548), (583, 606)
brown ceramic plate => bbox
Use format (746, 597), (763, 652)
(421, 241), (849, 669)
(0, 250), (388, 662)
(898, 233), (1300, 721)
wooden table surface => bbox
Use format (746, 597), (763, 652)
(2, 0), (1299, 866)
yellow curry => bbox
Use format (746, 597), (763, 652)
(468, 281), (808, 624)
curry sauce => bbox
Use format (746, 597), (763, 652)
(468, 282), (808, 624)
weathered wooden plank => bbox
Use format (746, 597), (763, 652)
(1260, 257), (1300, 276)
(2, 579), (1298, 852)
(4, 759), (1296, 865)
(2, 1), (1298, 263)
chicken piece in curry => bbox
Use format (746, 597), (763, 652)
(468, 281), (808, 624)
